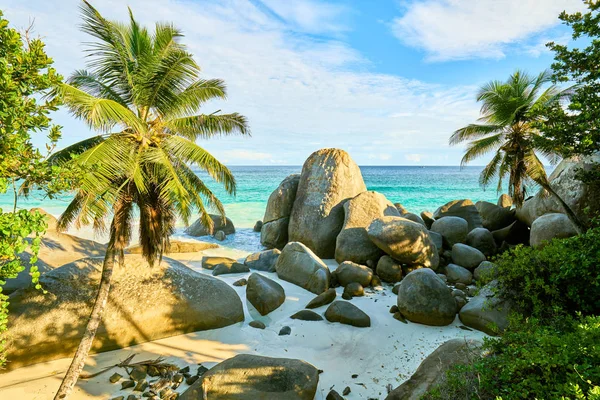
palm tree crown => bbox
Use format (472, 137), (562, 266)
(54, 1), (249, 263)
(449, 70), (563, 207)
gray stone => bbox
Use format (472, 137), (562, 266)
(306, 288), (336, 309)
(244, 249), (281, 272)
(186, 214), (235, 236)
(180, 354), (319, 400)
(334, 261), (373, 287)
(376, 255), (403, 283)
(261, 218), (290, 250)
(367, 216), (439, 269)
(396, 269), (457, 326)
(475, 201), (515, 231)
(279, 326), (292, 336)
(428, 230), (443, 254)
(253, 220), (263, 232)
(451, 243), (486, 270)
(459, 281), (512, 335)
(289, 149), (367, 258)
(465, 227), (497, 257)
(326, 390), (344, 400)
(214, 230), (226, 241)
(386, 339), (484, 400)
(212, 262), (249, 276)
(455, 296), (467, 310)
(233, 278), (247, 287)
(249, 321), (266, 329)
(5, 255), (244, 371)
(246, 273), (286, 316)
(324, 301), (371, 327)
(530, 213), (578, 249)
(433, 199), (483, 232)
(420, 211), (435, 229)
(343, 282), (364, 298)
(430, 216), (468, 247)
(335, 191), (400, 264)
(401, 212), (426, 227)
(290, 310), (323, 321)
(276, 242), (330, 294)
(473, 261), (497, 284)
(445, 264), (473, 285)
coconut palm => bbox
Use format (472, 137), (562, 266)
(449, 70), (584, 232)
(52, 2), (248, 398)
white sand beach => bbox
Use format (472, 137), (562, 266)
(0, 235), (485, 400)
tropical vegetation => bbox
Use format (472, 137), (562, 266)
(51, 2), (248, 398)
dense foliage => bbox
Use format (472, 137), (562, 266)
(424, 228), (600, 399)
(0, 11), (75, 366)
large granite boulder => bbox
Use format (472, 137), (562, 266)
(244, 249), (281, 273)
(324, 301), (371, 327)
(335, 191), (400, 264)
(7, 229), (106, 294)
(180, 354), (319, 400)
(516, 153), (600, 226)
(444, 264), (473, 285)
(386, 339), (484, 400)
(288, 149), (366, 258)
(334, 261), (373, 287)
(261, 174), (301, 249)
(5, 255), (244, 370)
(30, 207), (58, 231)
(396, 269), (457, 326)
(367, 216), (439, 269)
(475, 201), (515, 231)
(376, 255), (403, 283)
(465, 227), (497, 257)
(276, 242), (330, 294)
(459, 280), (512, 335)
(186, 214), (235, 236)
(530, 213), (578, 249)
(451, 244), (486, 270)
(430, 216), (468, 247)
(246, 273), (286, 316)
(434, 199), (482, 232)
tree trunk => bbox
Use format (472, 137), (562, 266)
(545, 185), (586, 234)
(53, 245), (116, 399)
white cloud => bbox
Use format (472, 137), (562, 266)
(3, 0), (485, 165)
(392, 0), (586, 61)
(259, 0), (351, 35)
(405, 153), (422, 163)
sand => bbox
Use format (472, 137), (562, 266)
(0, 234), (486, 399)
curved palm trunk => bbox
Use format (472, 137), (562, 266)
(544, 185), (586, 234)
(54, 244), (116, 399)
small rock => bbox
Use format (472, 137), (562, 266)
(324, 301), (371, 327)
(370, 275), (382, 287)
(186, 375), (199, 385)
(467, 285), (478, 297)
(212, 261), (249, 276)
(127, 395), (139, 400)
(352, 374), (359, 378)
(455, 296), (467, 310)
(376, 255), (403, 283)
(173, 374), (184, 384)
(366, 259), (375, 269)
(121, 380), (136, 390)
(214, 230), (226, 241)
(306, 288), (336, 309)
(130, 366), (147, 381)
(232, 278), (247, 287)
(197, 365), (209, 376)
(249, 320), (266, 329)
(290, 310), (323, 321)
(159, 388), (172, 399)
(335, 261), (373, 287)
(392, 284), (400, 295)
(109, 373), (122, 383)
(437, 273), (448, 284)
(326, 390), (344, 400)
(455, 282), (467, 291)
(389, 305), (399, 314)
(343, 386), (351, 395)
(343, 282), (364, 298)
(134, 379), (148, 392)
(452, 289), (466, 298)
(279, 326), (291, 336)
(253, 220), (263, 232)
(393, 312), (407, 323)
(147, 365), (160, 377)
(179, 366), (190, 374)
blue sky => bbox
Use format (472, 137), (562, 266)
(3, 0), (587, 165)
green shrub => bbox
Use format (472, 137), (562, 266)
(492, 226), (600, 318)
(424, 315), (600, 400)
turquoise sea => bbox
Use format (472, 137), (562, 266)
(0, 166), (516, 229)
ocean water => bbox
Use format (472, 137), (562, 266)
(0, 165), (514, 229)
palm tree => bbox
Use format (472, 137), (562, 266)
(52, 2), (248, 398)
(449, 70), (584, 233)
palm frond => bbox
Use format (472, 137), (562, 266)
(449, 124), (503, 145)
(166, 112), (249, 140)
(460, 133), (504, 166)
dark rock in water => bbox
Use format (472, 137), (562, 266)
(289, 148), (367, 258)
(326, 389), (344, 400)
(261, 218), (290, 250)
(290, 310), (323, 321)
(180, 354), (319, 400)
(253, 220), (263, 232)
(306, 288), (336, 309)
(262, 174), (300, 250)
(212, 262), (249, 276)
(396, 269), (457, 326)
(233, 278), (247, 287)
(434, 199), (482, 232)
(246, 273), (285, 316)
(343, 282), (364, 298)
(279, 326), (292, 336)
(334, 261), (373, 287)
(244, 249), (281, 273)
(324, 301), (371, 328)
(186, 214), (235, 236)
(376, 255), (403, 283)
(214, 230), (226, 241)
(121, 380), (135, 389)
(4, 255), (245, 371)
(386, 338), (484, 400)
(276, 242), (331, 295)
(249, 320), (266, 329)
